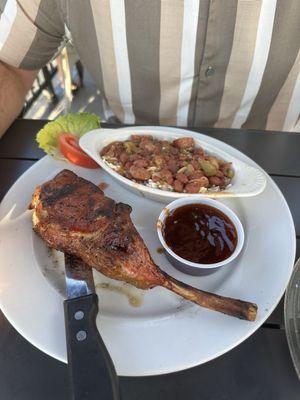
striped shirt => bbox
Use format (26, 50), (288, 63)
(0, 0), (300, 131)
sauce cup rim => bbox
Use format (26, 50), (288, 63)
(157, 197), (244, 270)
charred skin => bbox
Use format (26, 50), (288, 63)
(30, 170), (165, 289)
(30, 170), (257, 321)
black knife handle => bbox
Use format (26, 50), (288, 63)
(64, 294), (120, 400)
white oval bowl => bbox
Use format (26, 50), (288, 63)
(157, 198), (244, 275)
(79, 127), (267, 203)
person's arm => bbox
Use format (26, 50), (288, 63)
(0, 1), (65, 136)
(0, 62), (38, 137)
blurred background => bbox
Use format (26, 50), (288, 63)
(22, 44), (105, 121)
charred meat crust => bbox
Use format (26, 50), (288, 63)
(31, 169), (165, 289)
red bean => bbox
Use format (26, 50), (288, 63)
(133, 159), (149, 168)
(153, 155), (164, 167)
(114, 143), (124, 157)
(131, 135), (142, 142)
(159, 168), (173, 178)
(124, 171), (133, 179)
(100, 145), (110, 157)
(185, 182), (201, 193)
(167, 159), (178, 174)
(129, 166), (151, 181)
(124, 161), (132, 171)
(154, 143), (162, 154)
(129, 154), (140, 161)
(194, 147), (205, 157)
(173, 180), (184, 192)
(140, 135), (153, 141)
(174, 137), (194, 149)
(152, 175), (161, 183)
(209, 176), (223, 186)
(189, 170), (204, 180)
(159, 169), (173, 185)
(170, 146), (179, 155)
(120, 152), (129, 164)
(141, 141), (156, 152)
(176, 172), (189, 184)
(161, 140), (170, 147)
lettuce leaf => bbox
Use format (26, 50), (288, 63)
(36, 112), (100, 157)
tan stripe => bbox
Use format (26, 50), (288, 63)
(125, 0), (161, 124)
(214, 0), (262, 128)
(159, 0), (184, 125)
(20, 0), (65, 69)
(194, 0), (238, 126)
(266, 49), (300, 131)
(187, 0), (210, 126)
(90, 0), (124, 122)
(243, 0), (300, 130)
(67, 1), (105, 100)
(0, 0), (40, 67)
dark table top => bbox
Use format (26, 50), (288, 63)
(0, 119), (300, 399)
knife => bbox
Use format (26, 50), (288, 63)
(64, 253), (120, 400)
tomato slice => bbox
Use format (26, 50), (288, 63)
(59, 133), (99, 169)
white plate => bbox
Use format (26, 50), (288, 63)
(0, 127), (295, 377)
(80, 127), (267, 203)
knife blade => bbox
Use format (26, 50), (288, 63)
(65, 254), (95, 299)
(64, 253), (120, 400)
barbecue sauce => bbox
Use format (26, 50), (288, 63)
(163, 204), (237, 264)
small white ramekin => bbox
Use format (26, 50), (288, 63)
(157, 198), (244, 275)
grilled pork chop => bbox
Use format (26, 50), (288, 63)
(30, 170), (257, 321)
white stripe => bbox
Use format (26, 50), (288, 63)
(283, 71), (300, 131)
(176, 0), (200, 126)
(109, 0), (135, 124)
(231, 0), (277, 128)
(102, 97), (116, 122)
(0, 0), (17, 49)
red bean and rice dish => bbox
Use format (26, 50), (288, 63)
(100, 135), (234, 194)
